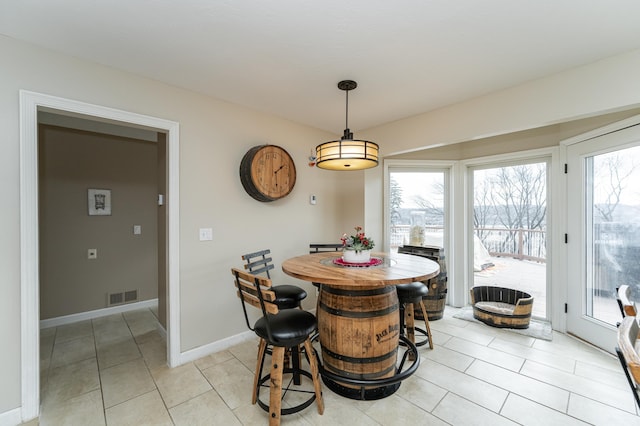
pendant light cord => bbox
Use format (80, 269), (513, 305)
(345, 88), (349, 130)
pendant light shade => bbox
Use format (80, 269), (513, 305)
(315, 80), (379, 170)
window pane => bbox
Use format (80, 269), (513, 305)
(586, 145), (640, 325)
(389, 171), (445, 251)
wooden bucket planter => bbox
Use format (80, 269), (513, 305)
(470, 286), (533, 329)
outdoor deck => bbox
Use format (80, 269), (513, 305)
(473, 256), (621, 324)
(473, 256), (547, 318)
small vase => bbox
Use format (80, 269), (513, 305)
(342, 249), (372, 263)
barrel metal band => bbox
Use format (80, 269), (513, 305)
(323, 363), (396, 380)
(321, 286), (396, 297)
(319, 300), (399, 318)
(321, 345), (398, 364)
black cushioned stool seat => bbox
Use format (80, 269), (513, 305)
(396, 282), (433, 352)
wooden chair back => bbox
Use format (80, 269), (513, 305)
(232, 268), (278, 333)
(617, 285), (638, 318)
(616, 315), (640, 408)
(309, 243), (343, 254)
(241, 249), (275, 278)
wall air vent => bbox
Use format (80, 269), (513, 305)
(107, 289), (139, 307)
(124, 290), (138, 303)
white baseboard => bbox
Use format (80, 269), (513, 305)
(178, 330), (256, 365)
(39, 299), (159, 329)
(0, 407), (22, 426)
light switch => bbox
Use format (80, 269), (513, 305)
(133, 225), (142, 235)
(88, 249), (97, 259)
(199, 228), (213, 241)
(310, 195), (317, 205)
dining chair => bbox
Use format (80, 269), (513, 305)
(242, 249), (307, 309)
(231, 268), (324, 425)
(309, 243), (343, 290)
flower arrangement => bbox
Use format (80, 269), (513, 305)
(341, 226), (375, 252)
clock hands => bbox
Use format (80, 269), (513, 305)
(274, 164), (285, 188)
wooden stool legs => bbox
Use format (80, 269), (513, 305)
(253, 339), (268, 405)
(417, 300), (434, 350)
(252, 338), (324, 426)
(269, 346), (285, 426)
(304, 338), (324, 415)
(403, 300), (434, 354)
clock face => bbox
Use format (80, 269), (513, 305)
(240, 145), (297, 202)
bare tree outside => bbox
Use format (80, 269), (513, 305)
(390, 177), (403, 226)
(473, 163), (547, 260)
(593, 152), (637, 222)
(412, 180), (444, 226)
(473, 177), (493, 241)
(388, 171), (445, 248)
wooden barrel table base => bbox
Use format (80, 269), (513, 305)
(317, 285), (402, 399)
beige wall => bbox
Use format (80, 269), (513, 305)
(38, 125), (159, 319)
(0, 35), (362, 415)
(388, 108), (640, 161)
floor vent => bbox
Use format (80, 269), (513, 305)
(107, 289), (139, 307)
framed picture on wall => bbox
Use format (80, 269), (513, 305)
(88, 188), (112, 216)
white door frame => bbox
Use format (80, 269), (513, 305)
(562, 114), (640, 351)
(19, 91), (181, 421)
(461, 147), (560, 322)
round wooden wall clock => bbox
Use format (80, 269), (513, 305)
(239, 145), (297, 202)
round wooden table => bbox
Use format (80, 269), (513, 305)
(282, 251), (439, 400)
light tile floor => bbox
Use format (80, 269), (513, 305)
(29, 306), (640, 425)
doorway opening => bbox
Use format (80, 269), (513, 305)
(20, 91), (180, 420)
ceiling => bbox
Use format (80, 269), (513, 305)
(3, 0), (640, 134)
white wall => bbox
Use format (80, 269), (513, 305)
(0, 36), (363, 416)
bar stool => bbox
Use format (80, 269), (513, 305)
(308, 243), (343, 290)
(232, 268), (323, 425)
(242, 249), (307, 309)
(396, 282), (433, 355)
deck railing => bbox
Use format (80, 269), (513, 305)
(390, 225), (547, 263)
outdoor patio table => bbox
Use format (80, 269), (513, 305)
(282, 251), (439, 400)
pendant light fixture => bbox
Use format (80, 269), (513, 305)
(315, 80), (379, 170)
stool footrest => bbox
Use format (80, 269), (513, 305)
(256, 368), (317, 415)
